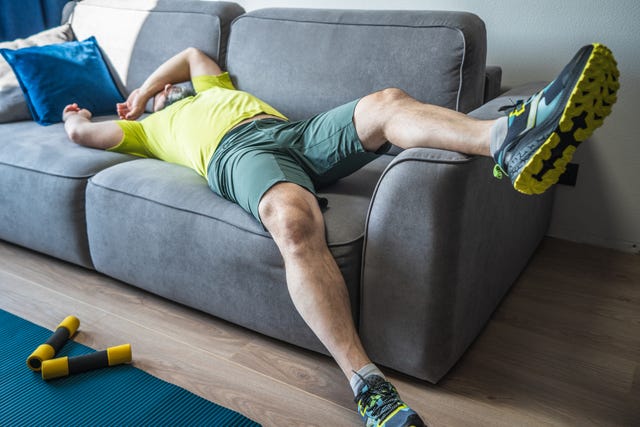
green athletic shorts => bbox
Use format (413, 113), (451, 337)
(206, 99), (389, 223)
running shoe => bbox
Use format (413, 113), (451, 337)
(493, 43), (619, 194)
(354, 375), (426, 427)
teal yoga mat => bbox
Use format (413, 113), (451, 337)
(0, 309), (260, 426)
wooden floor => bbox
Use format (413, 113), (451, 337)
(0, 237), (638, 426)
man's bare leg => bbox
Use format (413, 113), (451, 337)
(354, 43), (619, 196)
(353, 87), (496, 156)
(259, 182), (426, 426)
(259, 182), (372, 379)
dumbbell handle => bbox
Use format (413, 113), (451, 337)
(26, 315), (80, 371)
(41, 344), (132, 380)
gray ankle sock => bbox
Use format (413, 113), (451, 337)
(489, 116), (508, 159)
(350, 363), (385, 396)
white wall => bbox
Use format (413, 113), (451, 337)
(229, 0), (640, 253)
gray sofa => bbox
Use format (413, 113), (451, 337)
(0, 0), (553, 383)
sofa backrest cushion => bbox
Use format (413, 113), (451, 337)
(226, 8), (487, 121)
(69, 0), (244, 96)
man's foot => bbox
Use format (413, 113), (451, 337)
(493, 43), (619, 194)
(354, 375), (426, 427)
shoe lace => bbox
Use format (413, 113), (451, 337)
(354, 374), (405, 423)
(498, 98), (524, 113)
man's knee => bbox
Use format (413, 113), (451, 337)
(367, 87), (410, 107)
(259, 184), (324, 253)
(355, 88), (411, 149)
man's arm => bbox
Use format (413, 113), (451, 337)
(117, 47), (222, 120)
(63, 104), (122, 150)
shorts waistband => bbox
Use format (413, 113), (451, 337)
(208, 118), (288, 175)
(223, 117), (287, 141)
(222, 121), (254, 141)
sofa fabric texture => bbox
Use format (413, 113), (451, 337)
(227, 8), (487, 121)
(70, 0), (244, 104)
(0, 1), (553, 383)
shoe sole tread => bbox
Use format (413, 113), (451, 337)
(513, 43), (620, 195)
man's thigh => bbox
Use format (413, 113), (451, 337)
(208, 132), (315, 223)
(284, 99), (389, 187)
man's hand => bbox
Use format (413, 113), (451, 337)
(114, 48), (223, 121)
(117, 88), (146, 121)
(63, 103), (92, 122)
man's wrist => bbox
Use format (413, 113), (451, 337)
(139, 82), (164, 103)
(64, 111), (89, 124)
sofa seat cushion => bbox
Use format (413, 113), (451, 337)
(85, 154), (392, 351)
(0, 119), (134, 267)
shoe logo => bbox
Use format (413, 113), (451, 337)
(535, 89), (562, 126)
(510, 102), (527, 118)
(509, 91), (543, 136)
(526, 92), (541, 129)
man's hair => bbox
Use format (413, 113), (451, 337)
(160, 86), (196, 110)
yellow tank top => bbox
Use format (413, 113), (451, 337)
(109, 73), (287, 177)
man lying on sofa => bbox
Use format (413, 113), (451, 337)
(62, 44), (618, 427)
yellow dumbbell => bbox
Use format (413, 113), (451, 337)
(26, 315), (80, 371)
(41, 344), (132, 380)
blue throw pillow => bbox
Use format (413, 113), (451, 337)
(0, 36), (123, 125)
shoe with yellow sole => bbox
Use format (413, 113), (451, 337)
(493, 43), (619, 194)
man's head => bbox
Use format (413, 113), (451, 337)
(153, 84), (196, 112)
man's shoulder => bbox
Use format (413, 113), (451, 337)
(192, 72), (235, 92)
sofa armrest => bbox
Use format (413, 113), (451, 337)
(359, 86), (553, 382)
(484, 65), (502, 102)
